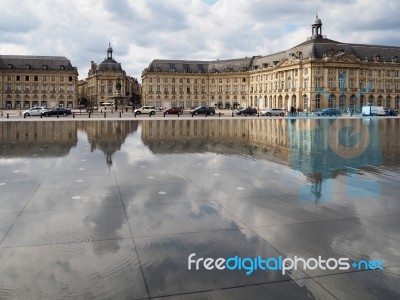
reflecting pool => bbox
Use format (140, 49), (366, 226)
(0, 119), (399, 299)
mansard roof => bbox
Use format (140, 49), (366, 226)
(253, 36), (400, 68)
(0, 55), (75, 70)
(146, 57), (253, 74)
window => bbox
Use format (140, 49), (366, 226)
(16, 76), (20, 81)
(172, 78), (175, 83)
(187, 79), (190, 84)
(349, 79), (354, 89)
(69, 76), (73, 82)
(157, 78), (160, 83)
(25, 76), (29, 81)
(328, 78), (333, 89)
(316, 78), (321, 89)
(164, 78), (168, 83)
(339, 77), (345, 89)
(339, 95), (345, 108)
(316, 67), (321, 75)
(6, 83), (11, 91)
(68, 83), (73, 92)
(304, 79), (309, 89)
(51, 76), (55, 82)
(315, 94), (321, 109)
(149, 78), (153, 83)
(60, 76), (64, 82)
(328, 95), (336, 108)
(219, 79), (222, 83)
(148, 85), (153, 92)
(242, 78), (246, 82)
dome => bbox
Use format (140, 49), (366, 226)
(314, 15), (322, 25)
(96, 58), (123, 72)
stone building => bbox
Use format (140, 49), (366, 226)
(79, 44), (141, 108)
(0, 55), (78, 109)
(142, 16), (400, 112)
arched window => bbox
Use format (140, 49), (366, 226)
(377, 95), (383, 106)
(386, 96), (391, 108)
(315, 94), (321, 109)
(328, 94), (336, 108)
(339, 94), (345, 109)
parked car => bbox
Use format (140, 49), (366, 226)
(23, 107), (47, 117)
(134, 106), (156, 115)
(190, 106), (215, 116)
(235, 107), (257, 115)
(164, 107), (183, 115)
(385, 108), (398, 116)
(42, 107), (72, 117)
(260, 108), (286, 117)
(316, 108), (342, 116)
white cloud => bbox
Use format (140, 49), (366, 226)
(1, 0), (399, 81)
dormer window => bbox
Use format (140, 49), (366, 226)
(26, 64), (31, 69)
(60, 65), (66, 70)
(392, 56), (398, 63)
(8, 64), (13, 69)
(43, 65), (48, 70)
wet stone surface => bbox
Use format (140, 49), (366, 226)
(0, 119), (399, 299)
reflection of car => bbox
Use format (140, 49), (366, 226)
(235, 107), (257, 115)
(260, 108), (285, 117)
(134, 106), (156, 115)
(316, 108), (342, 116)
(164, 107), (183, 115)
(42, 108), (72, 117)
(385, 108), (398, 116)
(102, 102), (114, 107)
(23, 107), (47, 116)
(190, 106), (215, 116)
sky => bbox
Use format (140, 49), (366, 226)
(1, 0), (400, 82)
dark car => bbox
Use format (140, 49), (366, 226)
(42, 107), (72, 117)
(164, 107), (183, 115)
(316, 108), (341, 116)
(385, 108), (398, 116)
(235, 107), (257, 115)
(190, 106), (215, 116)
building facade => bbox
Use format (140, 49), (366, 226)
(142, 17), (400, 112)
(79, 44), (141, 108)
(0, 55), (78, 109)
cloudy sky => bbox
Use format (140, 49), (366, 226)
(1, 0), (399, 81)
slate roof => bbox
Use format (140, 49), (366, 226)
(145, 36), (400, 74)
(145, 57), (253, 73)
(0, 55), (75, 70)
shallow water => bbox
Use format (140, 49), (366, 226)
(0, 118), (399, 299)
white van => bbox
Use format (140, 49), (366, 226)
(361, 105), (385, 116)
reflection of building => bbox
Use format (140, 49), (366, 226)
(78, 45), (141, 108)
(0, 55), (78, 109)
(141, 118), (400, 201)
(0, 121), (78, 157)
(81, 121), (139, 167)
(0, 121), (139, 167)
(142, 16), (400, 112)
